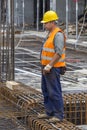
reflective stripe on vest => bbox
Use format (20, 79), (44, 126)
(42, 47), (55, 53)
(41, 27), (66, 67)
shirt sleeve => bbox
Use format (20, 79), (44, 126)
(54, 32), (64, 56)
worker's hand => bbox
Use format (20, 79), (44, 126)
(43, 64), (52, 74)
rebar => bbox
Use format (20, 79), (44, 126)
(0, 83), (86, 130)
(0, 0), (15, 82)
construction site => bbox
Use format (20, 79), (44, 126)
(0, 0), (87, 130)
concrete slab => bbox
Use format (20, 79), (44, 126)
(16, 30), (87, 52)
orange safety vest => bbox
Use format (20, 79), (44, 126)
(41, 27), (66, 67)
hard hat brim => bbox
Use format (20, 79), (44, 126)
(41, 18), (59, 24)
(41, 20), (47, 23)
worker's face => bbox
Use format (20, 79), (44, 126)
(43, 22), (53, 31)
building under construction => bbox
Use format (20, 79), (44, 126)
(0, 0), (87, 28)
(0, 0), (87, 130)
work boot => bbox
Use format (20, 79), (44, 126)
(49, 117), (62, 123)
(38, 114), (50, 119)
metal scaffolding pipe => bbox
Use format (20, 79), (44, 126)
(15, 0), (18, 26)
(74, 0), (79, 49)
(22, 0), (25, 29)
(53, 0), (56, 11)
(43, 0), (45, 15)
(1, 0), (6, 81)
(76, 0), (78, 40)
(43, 0), (45, 29)
(36, 0), (39, 31)
(10, 0), (15, 80)
(66, 0), (69, 38)
(0, 0), (1, 23)
(50, 0), (56, 10)
(8, 0), (11, 24)
(0, 0), (2, 81)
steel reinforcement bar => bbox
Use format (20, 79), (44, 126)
(0, 82), (85, 130)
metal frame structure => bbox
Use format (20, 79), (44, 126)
(0, 0), (86, 82)
(66, 0), (79, 40)
(0, 0), (14, 82)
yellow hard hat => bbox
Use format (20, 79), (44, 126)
(41, 10), (59, 23)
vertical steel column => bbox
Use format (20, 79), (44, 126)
(66, 0), (69, 38)
(76, 0), (78, 40)
(75, 0), (78, 49)
(8, 0), (11, 24)
(53, 0), (56, 11)
(43, 0), (45, 29)
(0, 0), (1, 81)
(50, 0), (53, 10)
(6, 0), (10, 80)
(10, 0), (15, 80)
(37, 0), (39, 31)
(0, 0), (15, 82)
(43, 0), (45, 14)
(15, 0), (18, 26)
(22, 0), (25, 30)
(1, 0), (6, 81)
(0, 0), (1, 23)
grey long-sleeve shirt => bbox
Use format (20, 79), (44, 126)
(54, 32), (64, 56)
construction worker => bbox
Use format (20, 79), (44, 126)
(38, 10), (66, 122)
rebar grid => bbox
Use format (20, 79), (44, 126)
(0, 83), (85, 130)
(64, 93), (87, 125)
(0, 97), (28, 130)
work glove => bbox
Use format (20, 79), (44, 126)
(43, 64), (52, 74)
